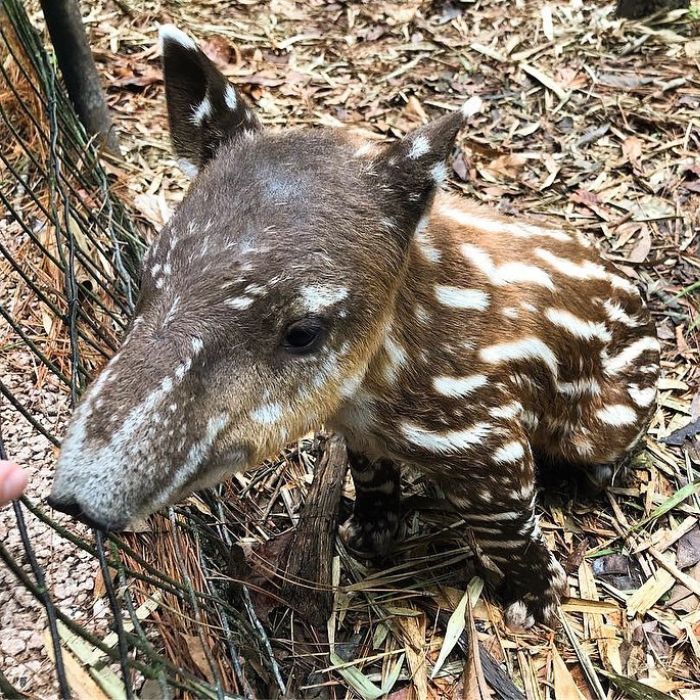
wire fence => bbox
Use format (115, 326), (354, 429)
(0, 2), (293, 697)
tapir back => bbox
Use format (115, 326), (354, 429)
(334, 192), (658, 470)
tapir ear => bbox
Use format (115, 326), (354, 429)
(159, 25), (262, 178)
(374, 97), (482, 239)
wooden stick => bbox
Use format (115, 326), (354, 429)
(280, 433), (347, 627)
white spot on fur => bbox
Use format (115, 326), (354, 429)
(438, 204), (572, 241)
(518, 512), (538, 536)
(400, 421), (491, 454)
(461, 244), (555, 289)
(191, 337), (204, 354)
(494, 441), (525, 464)
(557, 378), (601, 396)
(174, 359), (192, 380)
(383, 332), (407, 383)
(502, 307), (519, 319)
(408, 134), (430, 159)
(226, 296), (255, 310)
(244, 284), (267, 296)
(597, 404), (638, 426)
(301, 285), (348, 313)
(480, 337), (558, 377)
(431, 162), (448, 184)
(535, 248), (608, 280)
(628, 384), (656, 407)
(603, 336), (660, 376)
(192, 95), (213, 125)
(224, 84), (238, 110)
(465, 510), (522, 522)
(433, 374), (488, 397)
(415, 216), (441, 263)
(545, 308), (612, 343)
(415, 304), (431, 324)
(339, 370), (366, 398)
(361, 480), (396, 495)
(575, 439), (595, 458)
(435, 285), (490, 310)
(187, 414), (229, 471)
(509, 483), (534, 500)
(156, 412), (232, 510)
(608, 274), (637, 294)
(353, 142), (376, 158)
(489, 401), (523, 420)
(162, 296), (180, 326)
(522, 410), (540, 431)
(250, 403), (284, 425)
(603, 300), (642, 327)
(310, 350), (343, 391)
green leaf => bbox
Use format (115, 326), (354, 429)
(631, 479), (700, 532)
(430, 577), (483, 680)
(599, 669), (677, 700)
(329, 652), (384, 700)
(384, 606), (423, 617)
(379, 652), (405, 696)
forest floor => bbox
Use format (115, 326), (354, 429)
(2, 0), (700, 698)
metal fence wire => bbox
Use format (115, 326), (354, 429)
(0, 2), (296, 698)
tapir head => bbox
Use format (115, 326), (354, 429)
(48, 25), (480, 530)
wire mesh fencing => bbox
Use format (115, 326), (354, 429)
(0, 3), (293, 697)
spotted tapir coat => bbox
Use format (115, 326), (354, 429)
(48, 24), (660, 628)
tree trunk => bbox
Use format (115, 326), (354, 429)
(616, 0), (689, 19)
(40, 0), (120, 155)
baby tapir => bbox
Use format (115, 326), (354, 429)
(48, 25), (660, 628)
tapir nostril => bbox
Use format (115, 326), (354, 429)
(75, 510), (114, 532)
(46, 496), (82, 518)
(47, 496), (116, 532)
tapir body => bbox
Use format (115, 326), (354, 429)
(49, 25), (660, 627)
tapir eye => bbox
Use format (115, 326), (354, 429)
(282, 318), (325, 354)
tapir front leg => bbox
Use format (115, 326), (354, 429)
(436, 436), (568, 628)
(339, 452), (401, 558)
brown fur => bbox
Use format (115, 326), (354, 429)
(48, 26), (659, 629)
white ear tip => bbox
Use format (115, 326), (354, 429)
(158, 24), (198, 53)
(460, 96), (483, 119)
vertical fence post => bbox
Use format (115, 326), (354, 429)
(39, 0), (121, 155)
